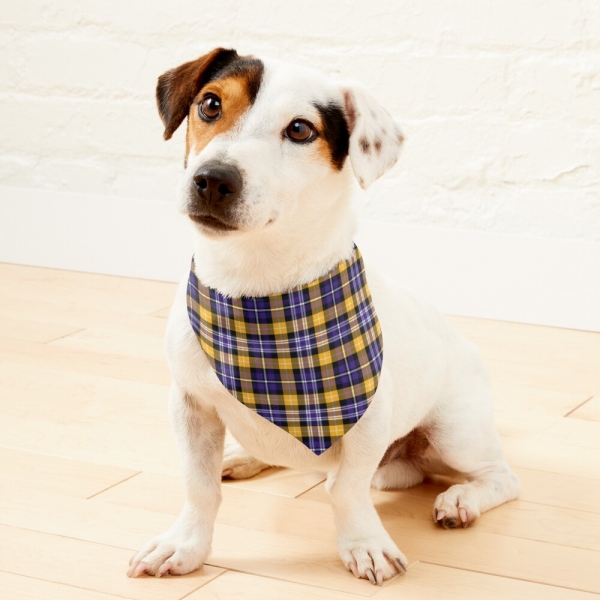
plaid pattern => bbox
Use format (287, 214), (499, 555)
(186, 246), (383, 455)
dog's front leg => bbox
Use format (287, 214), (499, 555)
(327, 411), (408, 585)
(128, 383), (224, 577)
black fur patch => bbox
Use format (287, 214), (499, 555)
(314, 102), (350, 170)
(207, 57), (264, 103)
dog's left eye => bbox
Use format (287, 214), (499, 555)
(284, 119), (315, 143)
(199, 94), (222, 121)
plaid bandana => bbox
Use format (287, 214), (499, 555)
(186, 246), (383, 455)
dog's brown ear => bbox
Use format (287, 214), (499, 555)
(156, 48), (239, 140)
(341, 82), (404, 189)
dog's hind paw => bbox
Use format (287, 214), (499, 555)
(433, 484), (480, 529)
(221, 441), (270, 480)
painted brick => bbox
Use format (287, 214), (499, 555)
(1, 0), (599, 242)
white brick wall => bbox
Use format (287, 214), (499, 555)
(1, 0), (599, 241)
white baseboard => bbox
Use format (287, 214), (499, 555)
(1, 185), (599, 332)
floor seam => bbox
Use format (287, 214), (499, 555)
(563, 396), (594, 418)
(86, 471), (142, 500)
(43, 327), (87, 344)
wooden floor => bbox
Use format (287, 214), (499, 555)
(1, 262), (599, 600)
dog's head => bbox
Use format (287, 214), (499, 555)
(157, 48), (404, 236)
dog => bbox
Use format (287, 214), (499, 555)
(127, 48), (520, 585)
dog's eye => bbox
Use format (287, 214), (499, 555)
(284, 119), (315, 143)
(199, 94), (222, 121)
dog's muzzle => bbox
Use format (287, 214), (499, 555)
(188, 160), (243, 231)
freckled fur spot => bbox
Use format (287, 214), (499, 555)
(359, 137), (371, 154)
(374, 139), (382, 154)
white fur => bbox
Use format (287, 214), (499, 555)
(129, 54), (520, 584)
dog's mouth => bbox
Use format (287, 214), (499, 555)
(188, 213), (237, 232)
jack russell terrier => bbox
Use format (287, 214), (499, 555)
(127, 48), (520, 585)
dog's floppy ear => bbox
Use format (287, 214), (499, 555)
(342, 83), (404, 189)
(156, 48), (239, 140)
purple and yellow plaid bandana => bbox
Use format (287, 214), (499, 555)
(186, 246), (383, 455)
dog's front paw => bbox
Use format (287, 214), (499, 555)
(127, 528), (210, 578)
(221, 441), (269, 480)
(338, 536), (407, 585)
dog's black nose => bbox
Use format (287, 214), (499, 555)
(193, 161), (242, 205)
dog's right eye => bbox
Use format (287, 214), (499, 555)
(284, 119), (315, 143)
(199, 94), (222, 122)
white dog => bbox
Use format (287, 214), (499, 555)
(128, 48), (520, 585)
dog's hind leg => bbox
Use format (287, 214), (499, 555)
(429, 389), (520, 529)
(371, 459), (424, 490)
(370, 428), (428, 490)
(221, 438), (271, 479)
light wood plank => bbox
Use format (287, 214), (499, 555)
(492, 383), (588, 438)
(448, 316), (600, 396)
(191, 570), (367, 600)
(0, 447), (137, 499)
(537, 418), (600, 450)
(514, 467), (600, 514)
(475, 499), (600, 551)
(502, 436), (600, 479)
(0, 296), (170, 340)
(0, 525), (223, 600)
(374, 562), (600, 600)
(0, 338), (170, 385)
(0, 361), (178, 474)
(0, 414), (180, 476)
(568, 397), (600, 422)
(51, 322), (167, 361)
(0, 263), (177, 316)
(0, 572), (125, 600)
(0, 316), (81, 343)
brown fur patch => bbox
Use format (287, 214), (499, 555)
(359, 137), (371, 154)
(378, 428), (430, 468)
(187, 75), (255, 155)
(374, 139), (382, 154)
(157, 48), (239, 141)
